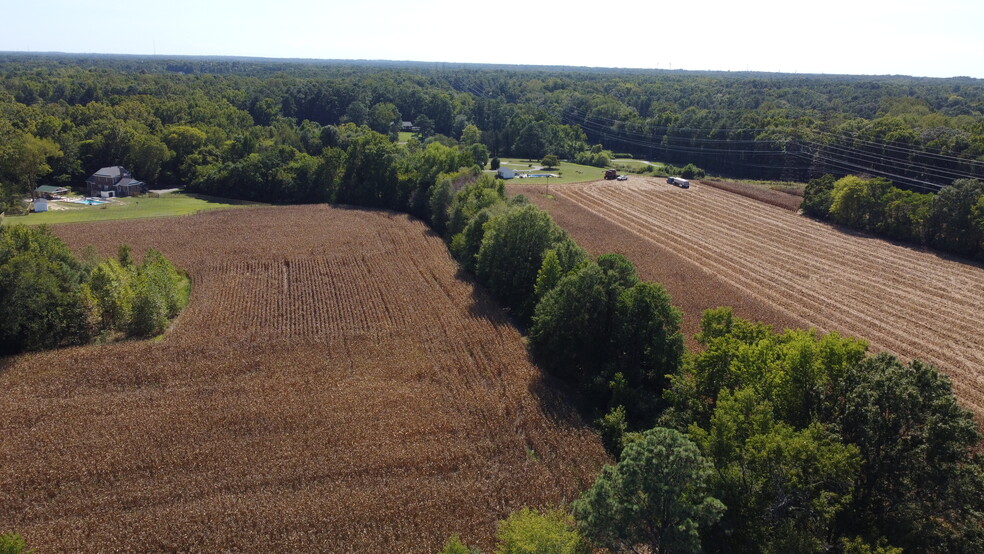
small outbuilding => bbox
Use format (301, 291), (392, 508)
(33, 198), (48, 212)
(496, 167), (516, 179)
(34, 185), (69, 199)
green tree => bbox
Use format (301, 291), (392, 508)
(342, 100), (368, 126)
(460, 123), (482, 145)
(927, 178), (984, 257)
(829, 175), (891, 231)
(801, 174), (836, 218)
(338, 131), (399, 208)
(368, 102), (401, 138)
(691, 389), (860, 552)
(496, 508), (588, 554)
(540, 154), (559, 169)
(428, 177), (454, 234)
(533, 249), (564, 301)
(573, 427), (724, 553)
(468, 142), (490, 169)
(0, 532), (33, 554)
(87, 258), (135, 331)
(610, 281), (684, 422)
(475, 204), (563, 318)
(0, 225), (87, 354)
(833, 353), (984, 551)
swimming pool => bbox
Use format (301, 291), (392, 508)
(67, 198), (109, 206)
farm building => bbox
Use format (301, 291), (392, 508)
(35, 185), (69, 199)
(496, 167), (516, 179)
(86, 166), (146, 198)
(33, 198), (48, 212)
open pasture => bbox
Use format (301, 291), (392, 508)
(512, 178), (984, 416)
(0, 205), (607, 552)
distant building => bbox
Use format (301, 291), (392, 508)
(496, 167), (516, 179)
(401, 121), (419, 132)
(86, 166), (145, 198)
(33, 198), (48, 212)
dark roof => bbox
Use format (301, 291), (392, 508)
(117, 178), (144, 187)
(93, 166), (127, 178)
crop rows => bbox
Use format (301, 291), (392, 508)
(0, 205), (607, 552)
(529, 178), (984, 416)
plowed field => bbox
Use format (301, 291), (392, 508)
(0, 205), (607, 552)
(512, 178), (984, 416)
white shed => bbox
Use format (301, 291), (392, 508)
(497, 167), (516, 179)
(33, 198), (48, 212)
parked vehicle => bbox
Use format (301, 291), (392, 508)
(667, 176), (690, 189)
(616, 175), (628, 181)
(604, 169), (618, 180)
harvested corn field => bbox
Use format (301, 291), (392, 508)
(0, 205), (608, 552)
(513, 178), (984, 417)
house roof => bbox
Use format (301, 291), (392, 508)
(93, 166), (127, 178)
(117, 178), (145, 187)
(35, 185), (68, 193)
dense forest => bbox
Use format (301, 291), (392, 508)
(1, 53), (984, 215)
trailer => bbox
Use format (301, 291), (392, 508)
(667, 176), (690, 189)
(604, 169), (618, 180)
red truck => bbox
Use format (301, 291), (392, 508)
(604, 169), (618, 180)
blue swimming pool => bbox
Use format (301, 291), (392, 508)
(68, 198), (109, 205)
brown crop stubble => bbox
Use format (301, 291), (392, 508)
(511, 178), (984, 418)
(0, 205), (608, 552)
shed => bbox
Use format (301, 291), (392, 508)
(34, 198), (48, 212)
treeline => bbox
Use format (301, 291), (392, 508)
(417, 161), (984, 552)
(2, 55), (984, 214)
(0, 225), (189, 355)
(802, 175), (984, 260)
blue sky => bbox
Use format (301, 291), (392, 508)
(3, 0), (983, 78)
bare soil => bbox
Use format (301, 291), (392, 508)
(0, 205), (608, 552)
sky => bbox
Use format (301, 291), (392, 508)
(2, 0), (983, 79)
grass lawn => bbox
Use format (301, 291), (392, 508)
(3, 193), (263, 226)
(495, 158), (609, 185)
(398, 131), (414, 143)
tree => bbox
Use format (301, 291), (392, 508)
(338, 131), (399, 208)
(476, 204), (564, 319)
(927, 178), (984, 257)
(828, 175), (891, 231)
(833, 353), (984, 551)
(690, 389), (860, 552)
(801, 174), (836, 218)
(496, 508), (588, 554)
(514, 123), (546, 160)
(468, 142), (490, 169)
(460, 123), (482, 145)
(540, 154), (559, 169)
(573, 427), (724, 553)
(368, 102), (401, 138)
(414, 114), (435, 138)
(342, 100), (368, 126)
(0, 225), (87, 354)
(490, 157), (501, 170)
(610, 282), (684, 422)
(427, 177), (454, 234)
(0, 533), (33, 554)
